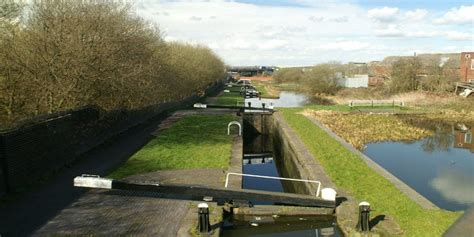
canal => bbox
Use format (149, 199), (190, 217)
(245, 91), (310, 108)
(222, 97), (342, 236)
(364, 122), (474, 211)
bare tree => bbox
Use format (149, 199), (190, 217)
(0, 0), (225, 125)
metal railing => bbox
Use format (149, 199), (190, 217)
(224, 172), (321, 197)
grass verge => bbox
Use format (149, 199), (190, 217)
(252, 81), (280, 98)
(279, 108), (461, 237)
(214, 92), (244, 106)
(108, 114), (235, 179)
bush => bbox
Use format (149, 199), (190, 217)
(387, 57), (422, 93)
(302, 64), (341, 95)
(273, 68), (304, 83)
(421, 60), (459, 93)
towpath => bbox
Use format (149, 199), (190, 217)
(0, 109), (235, 236)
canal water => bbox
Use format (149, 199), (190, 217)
(245, 91), (310, 108)
(364, 123), (474, 211)
(221, 114), (342, 236)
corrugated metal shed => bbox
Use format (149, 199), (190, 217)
(339, 74), (369, 88)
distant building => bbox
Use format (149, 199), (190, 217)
(227, 66), (276, 77)
(368, 77), (384, 87)
(348, 62), (368, 75)
(338, 74), (369, 88)
(460, 52), (474, 82)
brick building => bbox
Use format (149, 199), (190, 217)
(454, 127), (473, 153)
(460, 52), (474, 82)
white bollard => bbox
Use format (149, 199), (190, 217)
(321, 188), (337, 201)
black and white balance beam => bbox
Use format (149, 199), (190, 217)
(74, 175), (335, 208)
(193, 103), (274, 113)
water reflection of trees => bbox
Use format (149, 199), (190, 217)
(396, 115), (455, 153)
(421, 124), (453, 153)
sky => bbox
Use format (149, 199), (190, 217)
(135, 0), (474, 66)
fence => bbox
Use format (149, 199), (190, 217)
(348, 100), (404, 109)
(0, 80), (223, 196)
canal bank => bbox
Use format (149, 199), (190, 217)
(279, 108), (461, 236)
(219, 111), (404, 236)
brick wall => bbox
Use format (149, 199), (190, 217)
(460, 52), (474, 82)
(0, 81), (223, 195)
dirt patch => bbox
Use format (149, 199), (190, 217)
(240, 76), (273, 81)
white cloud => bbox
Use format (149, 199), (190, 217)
(374, 24), (404, 37)
(405, 31), (439, 38)
(445, 31), (473, 41)
(316, 40), (370, 51)
(405, 9), (428, 21)
(332, 16), (349, 23)
(309, 16), (348, 23)
(189, 16), (202, 21)
(258, 39), (289, 50)
(368, 7), (399, 22)
(309, 16), (324, 22)
(135, 1), (473, 65)
(434, 5), (474, 24)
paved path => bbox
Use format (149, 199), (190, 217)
(35, 169), (226, 236)
(0, 115), (168, 236)
(0, 109), (237, 236)
(444, 206), (474, 237)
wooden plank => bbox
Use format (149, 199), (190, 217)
(74, 176), (335, 208)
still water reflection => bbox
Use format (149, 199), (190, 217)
(221, 217), (342, 237)
(245, 91), (310, 108)
(364, 123), (474, 211)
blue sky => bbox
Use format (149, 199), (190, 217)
(236, 0), (473, 10)
(136, 0), (474, 66)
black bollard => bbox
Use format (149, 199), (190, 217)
(357, 201), (371, 232)
(248, 102), (252, 108)
(262, 103), (266, 111)
(198, 203), (211, 233)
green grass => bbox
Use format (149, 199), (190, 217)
(279, 108), (461, 237)
(274, 83), (299, 91)
(214, 92), (244, 106)
(108, 114), (235, 179)
(251, 81), (279, 99)
(252, 81), (269, 96)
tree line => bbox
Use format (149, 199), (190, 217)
(273, 57), (459, 95)
(273, 64), (343, 95)
(0, 0), (225, 125)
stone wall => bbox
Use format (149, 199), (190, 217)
(269, 114), (316, 195)
(0, 81), (223, 196)
(242, 112), (335, 196)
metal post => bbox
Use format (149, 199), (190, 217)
(357, 201), (371, 232)
(198, 203), (211, 233)
(262, 103), (266, 111)
(248, 102), (251, 108)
